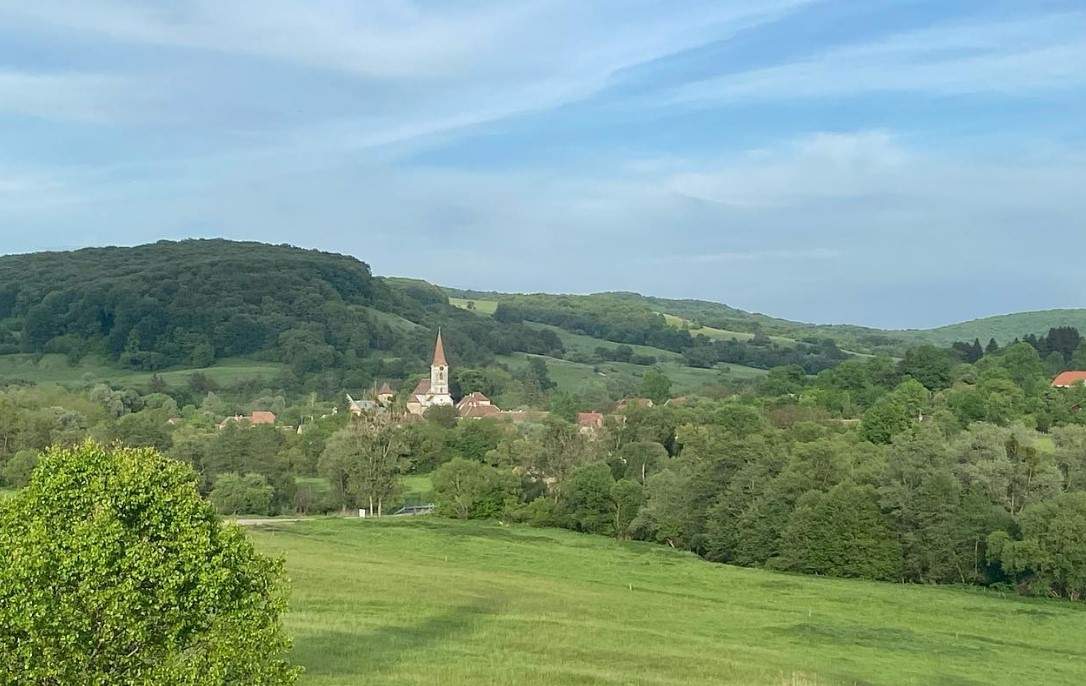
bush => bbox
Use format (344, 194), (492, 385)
(209, 472), (276, 515)
(0, 442), (299, 684)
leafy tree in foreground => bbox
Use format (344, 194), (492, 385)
(0, 441), (298, 685)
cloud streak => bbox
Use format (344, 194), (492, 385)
(666, 12), (1086, 104)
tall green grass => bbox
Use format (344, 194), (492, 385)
(249, 518), (1086, 685)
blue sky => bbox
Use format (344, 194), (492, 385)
(1, 1), (1084, 329)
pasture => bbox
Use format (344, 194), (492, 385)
(250, 518), (1086, 686)
(449, 297), (500, 315)
(0, 353), (283, 388)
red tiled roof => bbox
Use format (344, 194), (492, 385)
(460, 404), (501, 418)
(378, 382), (393, 395)
(577, 411), (604, 428)
(457, 391), (491, 409)
(250, 411), (276, 425)
(413, 379), (432, 396)
(432, 331), (447, 367)
(1052, 371), (1086, 387)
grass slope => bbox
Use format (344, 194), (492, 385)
(449, 297), (499, 315)
(901, 309), (1086, 347)
(0, 354), (282, 387)
(250, 518), (1086, 686)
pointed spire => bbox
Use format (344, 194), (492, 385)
(432, 329), (447, 367)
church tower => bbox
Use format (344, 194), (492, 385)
(430, 330), (449, 396)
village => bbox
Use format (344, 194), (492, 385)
(343, 331), (658, 435)
(212, 331), (663, 437)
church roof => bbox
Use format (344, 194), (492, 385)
(432, 331), (447, 367)
(412, 379), (432, 396)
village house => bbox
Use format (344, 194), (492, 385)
(218, 410), (276, 429)
(376, 382), (394, 406)
(346, 394), (380, 416)
(457, 391), (501, 419)
(576, 411), (605, 436)
(1052, 371), (1086, 388)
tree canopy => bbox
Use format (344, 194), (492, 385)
(0, 441), (298, 684)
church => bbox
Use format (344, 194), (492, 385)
(405, 331), (454, 416)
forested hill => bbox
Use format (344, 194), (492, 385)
(0, 240), (561, 382)
(905, 309), (1086, 347)
(445, 288), (1086, 354)
(1, 239), (1081, 388)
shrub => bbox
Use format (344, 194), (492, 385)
(0, 442), (299, 684)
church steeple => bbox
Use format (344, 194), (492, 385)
(430, 330), (449, 396)
(432, 330), (447, 367)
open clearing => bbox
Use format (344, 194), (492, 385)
(250, 518), (1086, 686)
(0, 353), (283, 387)
(660, 313), (798, 346)
(449, 297), (500, 315)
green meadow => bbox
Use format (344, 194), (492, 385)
(0, 353), (283, 387)
(660, 313), (798, 346)
(249, 518), (1086, 686)
(449, 297), (500, 315)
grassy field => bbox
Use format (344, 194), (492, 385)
(250, 518), (1086, 685)
(526, 323), (687, 363)
(660, 313), (797, 346)
(0, 353), (283, 387)
(449, 297), (499, 315)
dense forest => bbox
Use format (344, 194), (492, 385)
(0, 240), (562, 390)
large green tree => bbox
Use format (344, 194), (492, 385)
(780, 482), (903, 580)
(989, 492), (1086, 600)
(0, 442), (298, 685)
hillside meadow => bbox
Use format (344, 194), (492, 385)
(0, 353), (283, 387)
(249, 518), (1086, 686)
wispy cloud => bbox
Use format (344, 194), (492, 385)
(0, 70), (133, 123)
(1, 3), (1085, 326)
(667, 12), (1086, 104)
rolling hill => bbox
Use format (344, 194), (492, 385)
(446, 288), (1086, 354)
(250, 517), (1086, 685)
(0, 240), (1080, 396)
(900, 309), (1086, 347)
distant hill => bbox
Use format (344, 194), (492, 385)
(445, 288), (904, 355)
(1, 239), (1079, 393)
(445, 288), (1086, 355)
(0, 240), (561, 381)
(898, 309), (1086, 347)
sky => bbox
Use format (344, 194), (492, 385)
(1, 1), (1085, 329)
